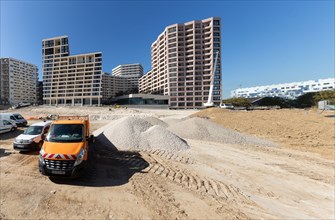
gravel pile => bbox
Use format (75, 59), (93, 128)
(94, 116), (189, 152)
(140, 125), (189, 152)
(142, 116), (168, 127)
(89, 114), (123, 121)
(168, 117), (277, 147)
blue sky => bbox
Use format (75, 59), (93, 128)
(1, 0), (334, 98)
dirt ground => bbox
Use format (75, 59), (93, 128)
(194, 108), (335, 160)
(0, 107), (334, 219)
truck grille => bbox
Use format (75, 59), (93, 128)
(45, 159), (75, 171)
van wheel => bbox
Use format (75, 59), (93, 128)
(10, 127), (15, 132)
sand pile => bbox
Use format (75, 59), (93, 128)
(93, 116), (189, 152)
(168, 117), (277, 147)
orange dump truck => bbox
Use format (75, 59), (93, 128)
(39, 116), (94, 177)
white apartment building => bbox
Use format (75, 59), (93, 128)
(0, 57), (38, 105)
(42, 36), (102, 106)
(112, 63), (143, 90)
(139, 17), (222, 109)
(231, 78), (335, 99)
(102, 72), (131, 103)
(139, 70), (152, 94)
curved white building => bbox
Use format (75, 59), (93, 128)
(231, 78), (335, 99)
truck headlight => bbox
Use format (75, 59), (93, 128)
(39, 154), (45, 164)
(74, 149), (85, 167)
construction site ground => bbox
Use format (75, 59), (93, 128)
(0, 106), (334, 219)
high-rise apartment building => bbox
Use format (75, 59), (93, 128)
(101, 72), (131, 103)
(112, 63), (143, 91)
(231, 78), (335, 99)
(42, 36), (102, 106)
(139, 70), (152, 94)
(0, 58), (38, 105)
(139, 17), (222, 109)
(36, 81), (43, 105)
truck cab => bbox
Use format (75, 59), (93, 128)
(38, 116), (94, 177)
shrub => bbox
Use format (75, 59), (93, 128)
(221, 97), (251, 107)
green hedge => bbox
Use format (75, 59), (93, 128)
(221, 97), (252, 107)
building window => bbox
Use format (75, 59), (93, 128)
(213, 20), (220, 25)
(168, 27), (176, 33)
(45, 48), (54, 55)
(61, 38), (68, 45)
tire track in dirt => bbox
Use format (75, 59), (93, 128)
(1, 153), (39, 175)
(131, 175), (188, 219)
(96, 148), (251, 204)
(274, 163), (334, 185)
(146, 149), (195, 164)
(143, 152), (252, 205)
(96, 149), (149, 170)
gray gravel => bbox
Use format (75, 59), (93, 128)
(168, 117), (277, 147)
(140, 125), (189, 152)
(93, 116), (189, 151)
(142, 116), (168, 127)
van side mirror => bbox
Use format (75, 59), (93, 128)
(87, 134), (95, 143)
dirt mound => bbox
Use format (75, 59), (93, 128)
(94, 116), (189, 152)
(193, 108), (335, 160)
(168, 117), (276, 147)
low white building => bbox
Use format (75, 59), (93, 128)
(231, 78), (335, 99)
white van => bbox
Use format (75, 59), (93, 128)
(13, 121), (51, 151)
(219, 103), (234, 109)
(0, 119), (17, 134)
(0, 113), (27, 127)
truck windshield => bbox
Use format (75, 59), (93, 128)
(46, 124), (84, 143)
(24, 126), (43, 135)
(13, 114), (24, 119)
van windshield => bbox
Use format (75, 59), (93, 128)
(46, 124), (84, 143)
(24, 126), (43, 135)
(13, 114), (24, 119)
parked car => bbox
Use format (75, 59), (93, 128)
(219, 103), (234, 109)
(13, 121), (51, 151)
(0, 113), (27, 126)
(0, 119), (17, 134)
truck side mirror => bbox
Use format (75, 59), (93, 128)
(89, 135), (95, 143)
